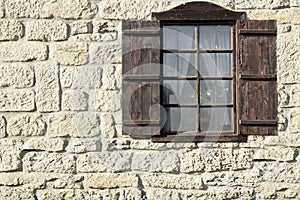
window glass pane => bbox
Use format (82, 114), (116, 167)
(163, 53), (196, 76)
(164, 107), (197, 132)
(163, 80), (196, 104)
(163, 26), (195, 50)
(199, 25), (232, 50)
(200, 107), (232, 131)
(200, 80), (232, 104)
(199, 53), (232, 76)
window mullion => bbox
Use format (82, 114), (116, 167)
(196, 25), (200, 133)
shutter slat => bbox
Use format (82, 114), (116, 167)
(238, 20), (277, 136)
(122, 21), (161, 138)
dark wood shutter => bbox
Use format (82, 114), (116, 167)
(122, 21), (161, 138)
(237, 20), (277, 135)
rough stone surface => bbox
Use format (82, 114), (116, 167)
(48, 112), (100, 138)
(235, 0), (290, 9)
(60, 66), (102, 89)
(0, 147), (20, 171)
(7, 114), (46, 137)
(102, 65), (117, 89)
(142, 173), (204, 189)
(70, 32), (118, 42)
(45, 174), (84, 189)
(247, 10), (300, 24)
(0, 63), (34, 88)
(0, 42), (47, 62)
(93, 20), (116, 33)
(0, 187), (35, 200)
(93, 89), (121, 112)
(0, 115), (6, 138)
(0, 20), (24, 41)
(90, 43), (121, 64)
(265, 134), (300, 147)
(77, 151), (132, 172)
(5, 0), (97, 19)
(65, 138), (101, 153)
(0, 1), (4, 18)
(50, 42), (88, 66)
(290, 110), (300, 133)
(0, 89), (35, 111)
(23, 152), (75, 173)
(86, 174), (139, 189)
(253, 147), (295, 161)
(35, 61), (60, 112)
(27, 20), (68, 41)
(23, 137), (65, 152)
(62, 90), (88, 111)
(100, 114), (116, 138)
(70, 21), (93, 35)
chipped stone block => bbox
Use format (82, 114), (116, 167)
(90, 43), (121, 64)
(265, 134), (300, 147)
(290, 110), (300, 133)
(253, 147), (295, 162)
(0, 42), (47, 62)
(23, 152), (75, 173)
(48, 112), (100, 138)
(70, 32), (117, 42)
(70, 20), (92, 35)
(0, 147), (20, 171)
(100, 114), (116, 138)
(290, 85), (300, 106)
(5, 0), (97, 19)
(50, 42), (88, 66)
(60, 66), (102, 89)
(93, 20), (116, 33)
(102, 65), (117, 89)
(0, 0), (4, 18)
(0, 186), (35, 200)
(27, 20), (68, 41)
(0, 63), (34, 88)
(0, 20), (24, 41)
(45, 174), (84, 189)
(93, 89), (121, 112)
(62, 90), (88, 111)
(86, 173), (138, 189)
(0, 89), (35, 111)
(7, 114), (46, 137)
(77, 151), (132, 173)
(35, 61), (60, 112)
(235, 0), (289, 9)
(0, 115), (6, 138)
(65, 138), (101, 153)
(23, 137), (64, 152)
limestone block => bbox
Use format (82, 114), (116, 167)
(70, 32), (117, 42)
(65, 138), (101, 153)
(5, 0), (97, 19)
(45, 174), (84, 189)
(100, 114), (116, 138)
(0, 20), (24, 41)
(0, 63), (34, 88)
(0, 187), (35, 200)
(27, 20), (67, 41)
(235, 0), (289, 9)
(23, 137), (64, 152)
(0, 115), (6, 138)
(0, 172), (45, 188)
(7, 114), (46, 136)
(130, 139), (166, 150)
(48, 112), (100, 138)
(93, 89), (121, 112)
(0, 147), (20, 171)
(0, 42), (47, 62)
(102, 65), (117, 89)
(86, 174), (138, 189)
(50, 42), (88, 66)
(90, 43), (121, 64)
(142, 173), (204, 189)
(60, 66), (102, 89)
(93, 20), (116, 33)
(291, 0), (300, 7)
(0, 89), (35, 111)
(180, 149), (253, 173)
(0, 138), (24, 148)
(278, 85), (289, 106)
(265, 134), (300, 147)
(70, 21), (92, 35)
(131, 150), (180, 173)
(290, 85), (300, 106)
(77, 151), (132, 172)
(278, 23), (292, 33)
(106, 139), (131, 150)
(247, 10), (300, 24)
(290, 110), (300, 133)
(62, 90), (88, 111)
(23, 152), (75, 173)
(0, 0), (4, 18)
(278, 112), (288, 131)
(35, 61), (60, 112)
(253, 147), (295, 161)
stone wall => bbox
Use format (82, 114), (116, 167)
(0, 0), (299, 199)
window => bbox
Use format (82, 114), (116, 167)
(122, 2), (277, 142)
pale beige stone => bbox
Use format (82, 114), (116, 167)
(86, 173), (138, 189)
(50, 42), (88, 66)
(93, 20), (116, 33)
(0, 146), (20, 171)
(278, 113), (288, 131)
(106, 138), (131, 150)
(70, 32), (117, 42)
(27, 20), (67, 41)
(0, 115), (6, 138)
(45, 174), (84, 189)
(100, 114), (116, 138)
(290, 85), (300, 106)
(65, 138), (101, 153)
(48, 112), (100, 138)
(0, 0), (4, 18)
(253, 147), (295, 161)
(235, 0), (289, 9)
(278, 23), (292, 33)
(77, 151), (132, 172)
(0, 89), (35, 111)
(60, 66), (102, 89)
(23, 137), (64, 152)
(0, 20), (24, 41)
(70, 21), (92, 35)
(35, 61), (60, 112)
(142, 173), (204, 189)
(62, 90), (88, 111)
(5, 0), (97, 19)
(23, 152), (75, 173)
(8, 114), (46, 137)
(0, 138), (24, 148)
(102, 65), (117, 89)
(0, 186), (35, 200)
(247, 10), (300, 24)
(290, 110), (300, 133)
(278, 85), (289, 106)
(0, 42), (47, 61)
(93, 89), (121, 112)
(90, 43), (121, 64)
(0, 63), (34, 88)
